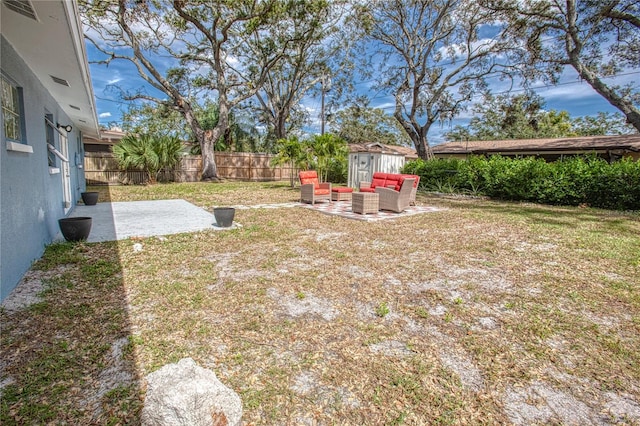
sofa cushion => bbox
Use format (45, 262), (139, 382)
(386, 175), (402, 191)
(367, 172), (420, 192)
(371, 173), (387, 188)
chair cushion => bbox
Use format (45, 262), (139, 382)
(359, 187), (375, 193)
(314, 189), (330, 195)
(299, 171), (320, 189)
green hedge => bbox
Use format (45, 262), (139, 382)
(402, 155), (640, 211)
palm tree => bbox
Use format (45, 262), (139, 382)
(154, 135), (183, 181)
(113, 134), (183, 184)
(306, 134), (347, 183)
(271, 136), (306, 187)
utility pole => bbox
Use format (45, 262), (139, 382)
(320, 74), (331, 135)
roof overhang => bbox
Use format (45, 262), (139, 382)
(348, 142), (417, 157)
(433, 135), (640, 156)
(472, 148), (634, 156)
(1, 0), (100, 138)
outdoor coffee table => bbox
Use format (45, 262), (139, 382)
(352, 192), (379, 214)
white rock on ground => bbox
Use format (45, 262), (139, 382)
(141, 358), (242, 426)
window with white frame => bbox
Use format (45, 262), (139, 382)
(2, 74), (25, 142)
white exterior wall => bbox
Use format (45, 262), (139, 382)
(348, 152), (406, 188)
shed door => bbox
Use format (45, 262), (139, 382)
(357, 153), (371, 184)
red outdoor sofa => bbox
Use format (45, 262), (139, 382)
(359, 172), (420, 205)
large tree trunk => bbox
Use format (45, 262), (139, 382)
(394, 112), (435, 160)
(275, 112), (287, 140)
(412, 138), (434, 160)
(200, 131), (219, 181)
(180, 99), (224, 181)
(200, 99), (231, 181)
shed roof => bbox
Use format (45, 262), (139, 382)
(349, 142), (418, 159)
(432, 134), (640, 155)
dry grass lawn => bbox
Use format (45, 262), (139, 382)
(1, 181), (639, 425)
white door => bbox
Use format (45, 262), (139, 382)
(59, 133), (72, 212)
(357, 153), (372, 185)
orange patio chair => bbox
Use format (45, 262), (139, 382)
(299, 170), (331, 204)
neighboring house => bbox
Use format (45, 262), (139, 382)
(432, 135), (640, 162)
(1, 0), (100, 301)
(347, 142), (418, 188)
(83, 128), (125, 152)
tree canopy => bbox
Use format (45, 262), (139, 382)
(329, 103), (411, 146)
(482, 0), (640, 131)
(445, 93), (636, 141)
(84, 0), (639, 172)
(248, 0), (352, 142)
(356, 0), (525, 159)
(82, 0), (297, 180)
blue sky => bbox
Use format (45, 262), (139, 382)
(86, 40), (638, 145)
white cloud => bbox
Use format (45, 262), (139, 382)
(99, 112), (112, 118)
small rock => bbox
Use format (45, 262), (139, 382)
(133, 243), (143, 252)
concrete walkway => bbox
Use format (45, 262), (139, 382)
(67, 199), (234, 243)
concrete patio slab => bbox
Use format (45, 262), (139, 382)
(66, 199), (234, 243)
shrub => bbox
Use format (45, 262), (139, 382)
(403, 155), (640, 210)
(586, 157), (640, 210)
(403, 158), (462, 191)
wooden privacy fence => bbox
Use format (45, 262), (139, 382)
(84, 152), (296, 185)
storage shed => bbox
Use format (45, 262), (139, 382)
(347, 142), (418, 188)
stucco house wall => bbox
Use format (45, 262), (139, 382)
(1, 36), (88, 300)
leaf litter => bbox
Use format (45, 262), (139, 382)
(2, 185), (639, 425)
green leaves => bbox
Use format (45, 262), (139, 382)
(404, 155), (640, 210)
(444, 93), (635, 141)
(306, 134), (348, 183)
(330, 105), (411, 146)
(272, 133), (348, 185)
(112, 134), (183, 184)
